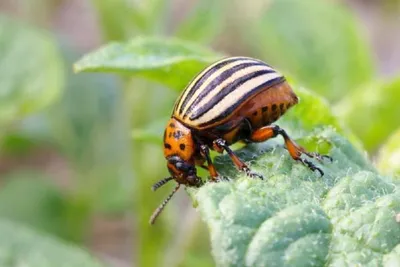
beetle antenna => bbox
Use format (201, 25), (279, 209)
(151, 177), (174, 191)
(149, 184), (180, 225)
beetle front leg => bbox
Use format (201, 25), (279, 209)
(199, 144), (220, 181)
(250, 125), (331, 176)
(213, 139), (263, 180)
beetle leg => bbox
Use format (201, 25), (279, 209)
(301, 151), (333, 162)
(200, 144), (219, 181)
(212, 142), (224, 153)
(249, 125), (330, 176)
(213, 139), (263, 180)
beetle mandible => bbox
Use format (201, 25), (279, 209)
(150, 56), (331, 224)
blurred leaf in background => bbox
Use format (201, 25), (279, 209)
(48, 46), (134, 215)
(0, 220), (104, 267)
(131, 117), (168, 145)
(91, 0), (169, 39)
(377, 128), (400, 177)
(0, 39), (134, 244)
(0, 170), (68, 238)
(246, 0), (374, 102)
(336, 77), (400, 152)
(174, 0), (224, 44)
(90, 0), (138, 41)
(0, 15), (64, 127)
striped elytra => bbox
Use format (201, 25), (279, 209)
(150, 56), (331, 225)
(173, 57), (288, 129)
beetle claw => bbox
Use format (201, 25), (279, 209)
(303, 151), (332, 163)
(297, 158), (324, 177)
(243, 167), (264, 180)
(323, 155), (333, 162)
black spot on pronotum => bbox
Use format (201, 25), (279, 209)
(164, 143), (172, 149)
(169, 123), (176, 128)
(252, 111), (258, 116)
(286, 103), (291, 109)
(179, 144), (186, 151)
(173, 131), (183, 140)
(168, 132), (173, 138)
(272, 104), (277, 111)
(280, 103), (285, 112)
(262, 106), (268, 113)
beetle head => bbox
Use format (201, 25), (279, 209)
(166, 155), (202, 187)
(150, 118), (202, 225)
(149, 155), (202, 225)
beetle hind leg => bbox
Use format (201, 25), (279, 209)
(249, 125), (331, 176)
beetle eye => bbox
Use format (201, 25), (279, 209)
(176, 162), (183, 169)
(175, 161), (193, 173)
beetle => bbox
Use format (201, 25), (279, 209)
(150, 56), (331, 224)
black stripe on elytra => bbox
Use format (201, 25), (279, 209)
(198, 76), (286, 128)
(190, 69), (277, 120)
(183, 61), (267, 118)
(178, 57), (249, 115)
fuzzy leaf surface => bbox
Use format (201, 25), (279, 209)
(188, 129), (399, 267)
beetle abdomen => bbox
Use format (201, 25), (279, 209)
(244, 81), (299, 128)
(173, 57), (285, 129)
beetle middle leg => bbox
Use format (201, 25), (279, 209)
(213, 139), (263, 180)
(249, 125), (331, 176)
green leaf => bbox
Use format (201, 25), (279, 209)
(188, 128), (399, 266)
(377, 128), (400, 177)
(174, 0), (224, 43)
(247, 0), (374, 101)
(0, 220), (104, 266)
(0, 15), (64, 125)
(74, 37), (222, 90)
(335, 77), (400, 151)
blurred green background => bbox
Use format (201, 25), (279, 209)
(0, 0), (399, 266)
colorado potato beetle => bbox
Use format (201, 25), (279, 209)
(150, 57), (331, 224)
